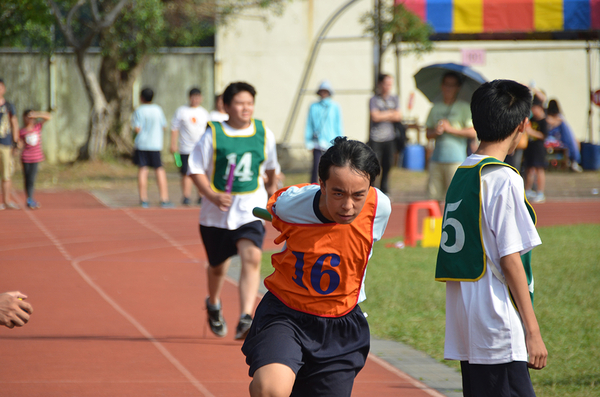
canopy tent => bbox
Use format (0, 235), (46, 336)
(400, 0), (599, 36)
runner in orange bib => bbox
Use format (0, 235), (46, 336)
(242, 137), (391, 397)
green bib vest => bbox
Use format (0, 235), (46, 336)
(435, 157), (537, 305)
(209, 120), (266, 194)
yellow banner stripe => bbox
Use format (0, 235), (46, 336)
(454, 0), (484, 33)
(534, 0), (563, 31)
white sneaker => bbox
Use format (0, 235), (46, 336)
(533, 193), (546, 203)
(525, 190), (537, 201)
(571, 162), (583, 173)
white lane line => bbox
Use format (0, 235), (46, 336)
(122, 209), (199, 263)
(122, 209), (239, 286)
(22, 209), (216, 397)
(367, 353), (448, 397)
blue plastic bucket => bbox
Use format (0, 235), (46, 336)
(402, 144), (426, 171)
(581, 142), (600, 170)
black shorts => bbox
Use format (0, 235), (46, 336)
(461, 361), (536, 397)
(179, 153), (190, 176)
(242, 292), (370, 397)
(523, 140), (547, 169)
(200, 221), (265, 267)
(133, 150), (163, 169)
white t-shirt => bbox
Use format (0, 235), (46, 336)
(444, 154), (542, 365)
(209, 110), (229, 123)
(132, 104), (166, 151)
(273, 184), (391, 304)
(187, 120), (279, 230)
(171, 105), (209, 154)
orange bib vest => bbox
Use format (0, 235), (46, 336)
(264, 184), (378, 317)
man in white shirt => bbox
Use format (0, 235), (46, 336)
(188, 82), (279, 340)
(170, 88), (209, 205)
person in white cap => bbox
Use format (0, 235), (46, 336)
(305, 80), (343, 183)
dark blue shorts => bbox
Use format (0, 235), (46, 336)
(461, 361), (536, 397)
(199, 221), (265, 267)
(133, 150), (163, 169)
(179, 153), (190, 176)
(242, 292), (370, 397)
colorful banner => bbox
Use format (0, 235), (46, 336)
(399, 0), (600, 33)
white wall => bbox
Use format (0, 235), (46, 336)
(216, 0), (600, 166)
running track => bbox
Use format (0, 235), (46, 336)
(1, 191), (599, 396)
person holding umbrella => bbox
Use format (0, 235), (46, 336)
(425, 71), (477, 202)
(415, 64), (481, 203)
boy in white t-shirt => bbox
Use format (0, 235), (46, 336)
(170, 88), (209, 205)
(188, 82), (279, 340)
(435, 80), (547, 397)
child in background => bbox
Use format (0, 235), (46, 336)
(523, 95), (547, 203)
(19, 110), (51, 209)
(436, 80), (547, 397)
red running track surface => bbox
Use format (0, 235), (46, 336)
(1, 191), (449, 397)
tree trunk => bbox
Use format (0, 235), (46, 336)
(73, 49), (114, 161)
(99, 52), (148, 156)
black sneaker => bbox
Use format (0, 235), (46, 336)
(206, 298), (227, 337)
(235, 314), (253, 340)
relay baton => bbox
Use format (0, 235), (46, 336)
(252, 207), (272, 222)
(173, 152), (182, 167)
(225, 163), (236, 193)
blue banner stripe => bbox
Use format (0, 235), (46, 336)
(427, 0), (454, 33)
(564, 0), (591, 30)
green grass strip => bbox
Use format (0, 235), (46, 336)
(261, 224), (600, 397)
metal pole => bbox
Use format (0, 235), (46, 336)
(395, 42), (401, 100)
(281, 0), (363, 144)
(587, 42), (593, 143)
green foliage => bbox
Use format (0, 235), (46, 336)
(4, 0), (289, 53)
(101, 0), (166, 71)
(360, 1), (433, 55)
(0, 0), (55, 49)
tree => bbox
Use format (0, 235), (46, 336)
(361, 0), (433, 90)
(47, 0), (132, 160)
(2, 0), (289, 161)
(0, 0), (55, 48)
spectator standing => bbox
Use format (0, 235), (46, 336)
(523, 95), (548, 203)
(425, 72), (477, 202)
(170, 87), (210, 205)
(132, 87), (173, 208)
(546, 99), (582, 172)
(305, 80), (343, 183)
(19, 110), (52, 209)
(188, 82), (279, 340)
(0, 78), (20, 210)
(209, 94), (229, 123)
(368, 74), (402, 194)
